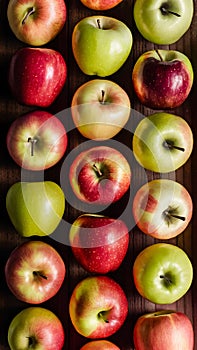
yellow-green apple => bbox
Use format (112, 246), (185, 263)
(69, 275), (128, 338)
(133, 0), (194, 45)
(69, 214), (129, 273)
(8, 47), (67, 107)
(133, 243), (193, 304)
(133, 310), (194, 350)
(5, 240), (66, 304)
(132, 50), (193, 109)
(71, 79), (131, 140)
(132, 112), (193, 173)
(6, 110), (67, 171)
(7, 0), (66, 46)
(80, 340), (120, 349)
(72, 16), (133, 77)
(69, 145), (131, 205)
(8, 307), (65, 350)
(6, 181), (65, 237)
(132, 179), (193, 240)
(80, 0), (123, 10)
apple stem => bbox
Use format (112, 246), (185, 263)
(100, 90), (105, 104)
(160, 7), (181, 17)
(160, 275), (172, 285)
(97, 19), (101, 29)
(92, 163), (103, 177)
(163, 140), (185, 152)
(22, 7), (36, 25)
(28, 137), (38, 156)
(155, 50), (164, 62)
(163, 209), (186, 222)
(33, 271), (48, 280)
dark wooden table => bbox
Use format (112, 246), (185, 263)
(0, 0), (197, 349)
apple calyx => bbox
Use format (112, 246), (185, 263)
(33, 271), (48, 280)
(28, 137), (38, 156)
(98, 310), (110, 323)
(163, 207), (186, 224)
(163, 140), (185, 152)
(160, 6), (181, 18)
(22, 7), (36, 25)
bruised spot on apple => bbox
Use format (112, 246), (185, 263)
(69, 275), (128, 338)
(133, 310), (194, 350)
(5, 240), (66, 304)
(133, 179), (193, 239)
(69, 214), (129, 274)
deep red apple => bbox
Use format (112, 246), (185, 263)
(8, 47), (67, 107)
(69, 214), (129, 273)
(7, 110), (67, 171)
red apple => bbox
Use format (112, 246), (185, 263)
(7, 0), (67, 46)
(8, 47), (67, 107)
(132, 49), (193, 109)
(7, 110), (67, 171)
(132, 179), (193, 239)
(133, 310), (194, 350)
(5, 240), (66, 304)
(69, 275), (128, 338)
(69, 145), (131, 205)
(8, 307), (65, 350)
(80, 0), (123, 10)
(69, 214), (129, 273)
(80, 340), (120, 349)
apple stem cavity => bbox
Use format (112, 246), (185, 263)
(28, 137), (38, 156)
(160, 274), (173, 286)
(100, 90), (105, 104)
(160, 6), (181, 17)
(33, 271), (48, 280)
(163, 140), (185, 152)
(22, 7), (36, 25)
(98, 311), (109, 323)
(93, 163), (103, 177)
(155, 50), (164, 62)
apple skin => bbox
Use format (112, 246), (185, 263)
(6, 181), (65, 237)
(6, 110), (67, 171)
(5, 240), (66, 304)
(80, 340), (120, 349)
(134, 0), (194, 45)
(7, 0), (66, 46)
(133, 243), (193, 304)
(132, 112), (193, 173)
(132, 50), (193, 109)
(69, 146), (131, 205)
(72, 16), (133, 77)
(133, 310), (194, 350)
(8, 47), (67, 107)
(8, 307), (65, 350)
(132, 179), (193, 240)
(69, 275), (128, 338)
(80, 0), (123, 10)
(69, 214), (129, 274)
(71, 79), (131, 140)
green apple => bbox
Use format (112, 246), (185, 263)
(72, 16), (133, 77)
(133, 243), (193, 304)
(6, 181), (65, 237)
(132, 112), (193, 173)
(134, 0), (194, 45)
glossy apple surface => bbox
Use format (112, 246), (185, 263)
(8, 307), (65, 350)
(6, 181), (65, 237)
(69, 145), (131, 205)
(133, 310), (194, 350)
(71, 79), (131, 140)
(80, 340), (120, 349)
(132, 112), (193, 173)
(80, 0), (123, 10)
(132, 179), (193, 239)
(5, 240), (66, 304)
(7, 110), (67, 171)
(132, 50), (193, 109)
(69, 275), (128, 338)
(69, 214), (129, 273)
(7, 0), (67, 46)
(8, 47), (67, 107)
(134, 0), (194, 45)
(133, 243), (193, 304)
(72, 16), (133, 77)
